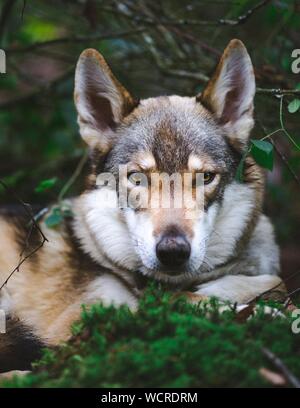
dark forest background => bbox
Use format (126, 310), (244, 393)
(0, 0), (299, 291)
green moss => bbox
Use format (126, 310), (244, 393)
(2, 286), (300, 388)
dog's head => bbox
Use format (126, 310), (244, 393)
(74, 39), (260, 284)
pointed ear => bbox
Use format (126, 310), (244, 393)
(74, 49), (137, 151)
(198, 39), (255, 146)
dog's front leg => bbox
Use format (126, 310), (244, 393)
(45, 273), (138, 345)
(186, 274), (285, 305)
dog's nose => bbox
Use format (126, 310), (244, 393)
(156, 232), (191, 268)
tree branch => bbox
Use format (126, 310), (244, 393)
(257, 118), (300, 189)
(156, 67), (300, 97)
(256, 88), (300, 96)
(218, 0), (271, 26)
(0, 179), (48, 291)
(100, 0), (270, 27)
(161, 68), (209, 83)
(262, 348), (300, 388)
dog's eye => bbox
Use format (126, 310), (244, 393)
(192, 172), (216, 188)
(203, 172), (216, 185)
(127, 172), (147, 187)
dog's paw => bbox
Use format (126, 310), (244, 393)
(194, 274), (286, 305)
(235, 303), (286, 323)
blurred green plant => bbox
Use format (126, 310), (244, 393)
(1, 285), (299, 388)
(35, 177), (58, 193)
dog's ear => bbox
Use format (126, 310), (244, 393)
(198, 39), (255, 146)
(74, 49), (137, 151)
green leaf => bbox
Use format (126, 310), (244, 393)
(250, 140), (274, 171)
(45, 208), (63, 228)
(288, 99), (300, 114)
(35, 177), (58, 193)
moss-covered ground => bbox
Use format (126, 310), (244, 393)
(2, 286), (300, 388)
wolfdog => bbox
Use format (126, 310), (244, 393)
(0, 39), (283, 372)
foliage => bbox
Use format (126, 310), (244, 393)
(35, 178), (58, 193)
(288, 99), (300, 114)
(2, 286), (300, 388)
(251, 139), (274, 171)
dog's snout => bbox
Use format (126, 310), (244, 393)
(156, 232), (191, 268)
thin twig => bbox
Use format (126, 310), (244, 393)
(271, 138), (300, 188)
(58, 149), (89, 204)
(257, 118), (300, 188)
(262, 347), (300, 388)
(285, 287), (300, 300)
(256, 88), (300, 96)
(101, 0), (270, 27)
(0, 240), (45, 291)
(0, 180), (47, 243)
(0, 179), (48, 291)
(279, 96), (300, 150)
(133, 63), (300, 97)
(255, 97), (300, 157)
(218, 0), (271, 26)
(168, 27), (221, 58)
(161, 68), (209, 83)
